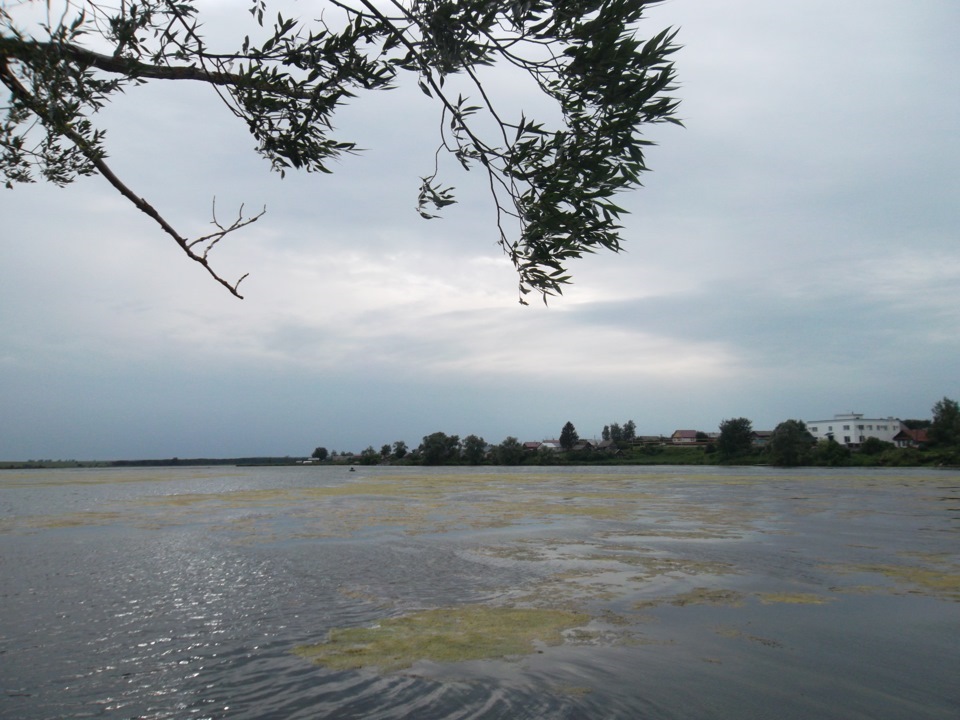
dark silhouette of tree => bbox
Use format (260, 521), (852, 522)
(608, 422), (623, 442)
(930, 397), (960, 448)
(359, 445), (380, 464)
(1, 1), (681, 301)
(810, 437), (850, 466)
(462, 434), (487, 465)
(494, 436), (525, 465)
(559, 421), (579, 451)
(419, 431), (460, 465)
(312, 447), (328, 461)
(768, 420), (814, 467)
(717, 417), (753, 459)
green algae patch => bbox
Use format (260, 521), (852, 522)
(713, 626), (783, 648)
(636, 587), (746, 609)
(826, 560), (960, 601)
(856, 564), (960, 600)
(755, 592), (832, 605)
(0, 510), (130, 533)
(293, 605), (588, 672)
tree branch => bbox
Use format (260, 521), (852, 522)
(0, 36), (313, 97)
(0, 54), (253, 298)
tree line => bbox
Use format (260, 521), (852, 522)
(710, 397), (959, 467)
(311, 398), (960, 468)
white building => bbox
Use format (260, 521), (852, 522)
(804, 413), (903, 447)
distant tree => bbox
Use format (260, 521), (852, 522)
(0, 1), (681, 301)
(494, 436), (526, 466)
(768, 420), (814, 467)
(380, 444), (392, 458)
(462, 434), (487, 465)
(602, 425), (611, 442)
(930, 397), (960, 447)
(311, 447), (328, 462)
(811, 438), (850, 466)
(392, 440), (408, 460)
(359, 446), (380, 465)
(901, 419), (931, 430)
(559, 421), (579, 451)
(858, 437), (894, 456)
(623, 420), (637, 442)
(608, 422), (623, 442)
(536, 446), (559, 465)
(420, 432), (461, 465)
(717, 417), (753, 460)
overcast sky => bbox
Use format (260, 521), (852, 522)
(2, 0), (958, 460)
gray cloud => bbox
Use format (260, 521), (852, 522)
(2, 0), (958, 458)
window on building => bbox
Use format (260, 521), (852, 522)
(844, 436), (851, 444)
(810, 426), (818, 432)
(843, 425), (850, 430)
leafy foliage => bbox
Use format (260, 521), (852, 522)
(602, 419), (636, 444)
(930, 397), (960, 448)
(1, 0), (681, 301)
(717, 417), (752, 460)
(767, 420), (814, 467)
(493, 436), (525, 465)
(419, 431), (461, 464)
(359, 445), (381, 464)
(810, 438), (850, 466)
(608, 422), (622, 442)
(461, 434), (487, 464)
(857, 437), (893, 456)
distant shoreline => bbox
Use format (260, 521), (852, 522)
(2, 449), (955, 471)
(0, 457), (304, 470)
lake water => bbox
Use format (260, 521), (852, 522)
(1, 465), (957, 719)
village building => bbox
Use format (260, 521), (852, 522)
(804, 413), (903, 447)
(751, 430), (773, 447)
(892, 428), (929, 449)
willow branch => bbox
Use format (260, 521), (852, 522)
(0, 56), (253, 298)
(0, 36), (313, 98)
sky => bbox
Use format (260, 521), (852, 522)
(2, 0), (958, 460)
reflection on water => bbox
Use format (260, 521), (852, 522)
(1, 465), (958, 719)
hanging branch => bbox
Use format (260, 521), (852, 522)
(1, 1), (682, 302)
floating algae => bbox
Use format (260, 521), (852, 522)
(293, 605), (588, 672)
(854, 564), (960, 600)
(636, 587), (746, 609)
(1, 510), (125, 532)
(713, 626), (783, 648)
(755, 592), (832, 605)
(825, 559), (960, 601)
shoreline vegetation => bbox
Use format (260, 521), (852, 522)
(5, 397), (958, 470)
(2, 443), (956, 470)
